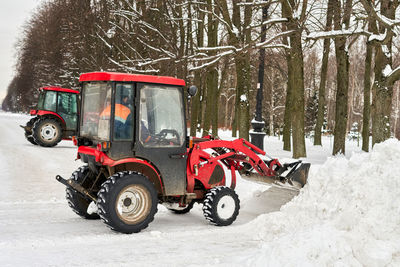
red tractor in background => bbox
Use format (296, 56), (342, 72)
(21, 86), (79, 147)
(56, 72), (310, 234)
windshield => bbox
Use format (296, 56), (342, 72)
(36, 91), (45, 110)
(36, 90), (57, 111)
(139, 85), (185, 147)
(80, 82), (112, 140)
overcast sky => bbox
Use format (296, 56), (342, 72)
(0, 0), (41, 103)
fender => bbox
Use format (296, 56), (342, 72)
(36, 110), (66, 125)
(78, 146), (164, 194)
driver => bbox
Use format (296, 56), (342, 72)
(100, 95), (132, 139)
(100, 95), (152, 142)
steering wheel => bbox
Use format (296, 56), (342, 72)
(154, 129), (180, 145)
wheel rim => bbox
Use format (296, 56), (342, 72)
(40, 123), (58, 141)
(116, 184), (151, 224)
(217, 195), (236, 220)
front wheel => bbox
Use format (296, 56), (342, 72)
(97, 172), (158, 234)
(32, 118), (62, 147)
(202, 187), (240, 226)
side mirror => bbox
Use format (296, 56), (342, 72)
(188, 85), (198, 97)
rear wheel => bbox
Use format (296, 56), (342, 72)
(202, 186), (240, 226)
(32, 118), (63, 147)
(66, 166), (100, 220)
(97, 172), (158, 234)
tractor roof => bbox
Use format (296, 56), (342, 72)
(79, 72), (186, 87)
(41, 86), (79, 94)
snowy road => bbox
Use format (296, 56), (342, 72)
(0, 112), (297, 266)
(1, 112), (399, 267)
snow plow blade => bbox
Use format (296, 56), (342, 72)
(283, 161), (310, 188)
(240, 161), (310, 189)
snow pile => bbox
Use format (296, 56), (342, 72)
(238, 139), (400, 266)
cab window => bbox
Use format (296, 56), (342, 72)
(43, 91), (57, 111)
(113, 83), (134, 140)
(58, 92), (77, 130)
(139, 85), (185, 147)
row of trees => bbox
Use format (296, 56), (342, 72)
(2, 0), (400, 157)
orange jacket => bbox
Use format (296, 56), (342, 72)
(100, 104), (131, 124)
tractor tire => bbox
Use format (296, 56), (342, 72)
(202, 186), (240, 226)
(66, 166), (100, 220)
(97, 172), (158, 234)
(32, 118), (62, 147)
(24, 117), (38, 145)
(26, 117), (38, 132)
(168, 201), (194, 214)
(25, 132), (38, 145)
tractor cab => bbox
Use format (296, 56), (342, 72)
(34, 87), (79, 130)
(22, 86), (79, 147)
(77, 72), (188, 195)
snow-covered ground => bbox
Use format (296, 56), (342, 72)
(0, 112), (399, 266)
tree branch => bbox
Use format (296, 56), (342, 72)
(306, 28), (370, 40)
(359, 0), (400, 29)
(387, 65), (400, 85)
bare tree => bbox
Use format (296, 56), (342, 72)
(314, 0), (334, 146)
(360, 0), (400, 145)
(281, 0), (308, 158)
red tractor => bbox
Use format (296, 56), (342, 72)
(21, 86), (79, 147)
(56, 72), (310, 234)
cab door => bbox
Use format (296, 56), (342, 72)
(57, 92), (78, 131)
(109, 83), (135, 159)
(134, 83), (187, 196)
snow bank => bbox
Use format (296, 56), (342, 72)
(237, 139), (400, 266)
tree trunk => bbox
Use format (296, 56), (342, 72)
(282, 12), (292, 151)
(235, 55), (251, 140)
(281, 1), (306, 157)
(190, 72), (202, 136)
(332, 0), (352, 155)
(314, 0), (333, 146)
(332, 37), (350, 155)
(372, 79), (393, 144)
(290, 30), (307, 158)
(232, 108), (238, 137)
(202, 67), (218, 136)
(362, 42), (373, 151)
(202, 0), (218, 136)
(371, 0), (396, 145)
(212, 69), (219, 135)
(282, 67), (292, 151)
(214, 59), (229, 134)
(190, 1), (205, 137)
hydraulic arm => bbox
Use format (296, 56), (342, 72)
(188, 136), (310, 189)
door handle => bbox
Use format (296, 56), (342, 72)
(169, 154), (185, 159)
